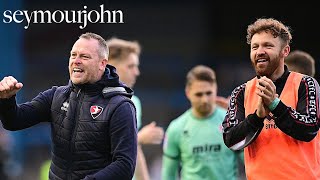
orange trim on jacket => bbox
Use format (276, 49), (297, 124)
(244, 72), (320, 180)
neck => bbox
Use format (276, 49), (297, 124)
(269, 61), (285, 81)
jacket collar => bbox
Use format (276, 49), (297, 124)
(69, 64), (133, 97)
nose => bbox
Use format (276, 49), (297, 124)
(74, 57), (82, 64)
(256, 46), (266, 56)
(200, 94), (210, 103)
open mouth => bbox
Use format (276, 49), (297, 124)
(257, 59), (267, 63)
(256, 59), (268, 66)
(73, 68), (84, 73)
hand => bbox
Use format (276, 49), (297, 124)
(216, 96), (230, 109)
(256, 96), (269, 118)
(0, 76), (23, 99)
(256, 76), (277, 106)
(138, 121), (164, 145)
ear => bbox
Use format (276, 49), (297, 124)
(283, 45), (290, 57)
(185, 86), (190, 100)
(100, 58), (108, 71)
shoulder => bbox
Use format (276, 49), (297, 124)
(110, 96), (135, 110)
(131, 95), (140, 102)
(50, 84), (72, 99)
(296, 73), (320, 92)
(215, 106), (227, 116)
(165, 111), (191, 145)
(231, 83), (247, 94)
(301, 74), (319, 85)
(41, 85), (66, 98)
(229, 83), (246, 101)
(166, 110), (190, 134)
(131, 95), (141, 106)
(49, 83), (72, 94)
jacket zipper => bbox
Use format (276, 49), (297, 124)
(67, 89), (83, 180)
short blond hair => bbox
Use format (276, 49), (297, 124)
(106, 37), (141, 62)
(186, 65), (216, 87)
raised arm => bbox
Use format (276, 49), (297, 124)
(271, 76), (320, 141)
(222, 84), (265, 150)
(0, 76), (55, 130)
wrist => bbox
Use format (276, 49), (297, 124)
(248, 112), (265, 128)
(137, 133), (146, 145)
(268, 98), (280, 111)
(137, 134), (143, 144)
(255, 110), (266, 119)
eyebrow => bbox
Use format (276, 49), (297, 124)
(195, 91), (212, 96)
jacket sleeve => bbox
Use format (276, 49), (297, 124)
(222, 84), (264, 150)
(86, 101), (137, 180)
(0, 87), (56, 130)
(272, 76), (320, 142)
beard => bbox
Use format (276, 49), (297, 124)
(196, 103), (213, 117)
(252, 52), (281, 77)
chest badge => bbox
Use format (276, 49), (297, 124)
(90, 105), (104, 119)
(61, 101), (69, 112)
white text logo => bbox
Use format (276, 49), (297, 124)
(2, 4), (124, 29)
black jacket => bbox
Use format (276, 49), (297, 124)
(0, 65), (137, 180)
